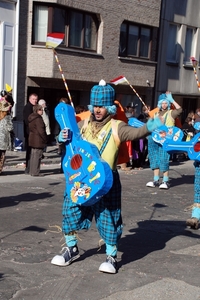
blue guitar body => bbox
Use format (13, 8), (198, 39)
(128, 117), (183, 145)
(55, 103), (113, 206)
(128, 117), (200, 161)
(162, 132), (200, 161)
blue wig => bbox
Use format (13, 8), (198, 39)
(157, 93), (170, 110)
(88, 104), (117, 115)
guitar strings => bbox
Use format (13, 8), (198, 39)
(60, 112), (86, 175)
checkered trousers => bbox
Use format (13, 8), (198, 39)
(62, 171), (123, 246)
(194, 161), (200, 203)
(148, 135), (170, 172)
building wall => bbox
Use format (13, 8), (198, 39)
(155, 0), (200, 118)
(0, 1), (18, 112)
(17, 0), (162, 124)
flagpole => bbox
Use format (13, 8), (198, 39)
(124, 78), (149, 110)
(53, 49), (74, 108)
(190, 57), (200, 92)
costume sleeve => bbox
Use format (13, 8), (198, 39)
(6, 115), (14, 132)
(171, 107), (182, 119)
(117, 121), (149, 143)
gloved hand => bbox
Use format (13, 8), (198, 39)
(165, 92), (175, 103)
(146, 116), (163, 132)
(58, 129), (70, 143)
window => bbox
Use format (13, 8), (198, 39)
(119, 21), (152, 59)
(184, 27), (197, 63)
(166, 24), (180, 63)
(33, 5), (48, 43)
(33, 4), (98, 52)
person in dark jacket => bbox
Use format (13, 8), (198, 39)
(28, 104), (47, 176)
(23, 93), (38, 174)
(182, 116), (195, 142)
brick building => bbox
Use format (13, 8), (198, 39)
(15, 0), (161, 139)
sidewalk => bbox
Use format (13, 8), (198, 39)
(4, 145), (61, 168)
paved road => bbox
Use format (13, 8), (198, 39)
(1, 149), (200, 300)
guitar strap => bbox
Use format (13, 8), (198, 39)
(81, 118), (121, 154)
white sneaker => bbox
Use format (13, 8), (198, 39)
(51, 246), (80, 266)
(99, 256), (117, 274)
(146, 181), (159, 188)
(159, 182), (169, 189)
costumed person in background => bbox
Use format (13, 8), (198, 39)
(23, 93), (38, 174)
(138, 105), (150, 167)
(186, 160), (200, 230)
(146, 91), (182, 189)
(120, 102), (138, 170)
(28, 104), (47, 177)
(0, 99), (13, 174)
(0, 89), (14, 114)
(51, 79), (163, 274)
(38, 99), (51, 155)
(1, 84), (14, 107)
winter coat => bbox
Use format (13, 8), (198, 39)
(0, 114), (14, 150)
(41, 108), (51, 135)
(28, 113), (47, 149)
(23, 102), (34, 138)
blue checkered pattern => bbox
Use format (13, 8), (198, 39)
(148, 136), (170, 172)
(62, 171), (122, 246)
(90, 83), (115, 106)
(194, 161), (200, 203)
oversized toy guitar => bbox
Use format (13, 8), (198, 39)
(129, 117), (200, 161)
(55, 103), (113, 206)
(162, 132), (200, 161)
(128, 117), (183, 144)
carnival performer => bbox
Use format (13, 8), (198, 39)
(146, 91), (182, 189)
(0, 99), (13, 174)
(51, 79), (163, 274)
(186, 161), (200, 229)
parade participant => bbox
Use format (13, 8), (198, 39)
(146, 92), (182, 189)
(0, 99), (13, 174)
(51, 79), (163, 274)
(186, 161), (200, 229)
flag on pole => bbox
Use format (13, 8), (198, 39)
(110, 75), (128, 85)
(46, 33), (65, 48)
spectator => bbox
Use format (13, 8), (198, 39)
(38, 99), (51, 154)
(23, 93), (38, 174)
(75, 105), (87, 114)
(28, 104), (47, 176)
(182, 116), (195, 142)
